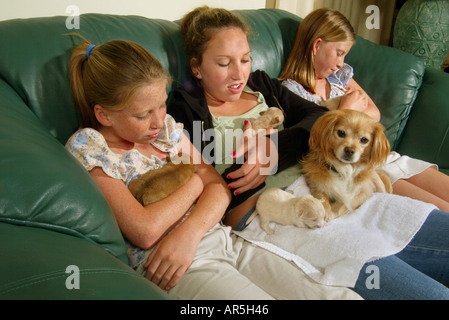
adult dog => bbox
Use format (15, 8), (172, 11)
(301, 109), (392, 221)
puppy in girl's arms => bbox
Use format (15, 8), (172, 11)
(129, 153), (198, 205)
(319, 87), (368, 111)
(301, 109), (392, 221)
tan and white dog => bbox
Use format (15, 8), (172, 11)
(301, 109), (392, 221)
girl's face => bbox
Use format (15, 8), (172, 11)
(100, 79), (168, 145)
(192, 27), (251, 106)
(313, 39), (353, 79)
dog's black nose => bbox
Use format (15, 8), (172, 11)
(344, 147), (355, 157)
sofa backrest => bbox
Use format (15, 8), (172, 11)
(0, 9), (300, 145)
(0, 9), (425, 146)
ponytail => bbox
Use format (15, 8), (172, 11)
(67, 34), (171, 129)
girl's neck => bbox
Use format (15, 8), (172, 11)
(99, 127), (136, 153)
(98, 126), (167, 160)
(207, 91), (258, 118)
(312, 78), (331, 101)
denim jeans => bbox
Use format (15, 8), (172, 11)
(353, 209), (449, 300)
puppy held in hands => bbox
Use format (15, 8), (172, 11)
(319, 89), (367, 111)
(250, 187), (327, 234)
(128, 153), (198, 206)
(250, 107), (284, 131)
(301, 109), (392, 221)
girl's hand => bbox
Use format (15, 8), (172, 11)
(339, 79), (381, 121)
(142, 173), (203, 291)
(338, 88), (368, 112)
(143, 224), (199, 291)
(226, 120), (278, 195)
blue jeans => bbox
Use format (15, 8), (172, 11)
(353, 209), (449, 300)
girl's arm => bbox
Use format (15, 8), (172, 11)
(91, 133), (230, 290)
(89, 162), (204, 250)
(143, 132), (231, 290)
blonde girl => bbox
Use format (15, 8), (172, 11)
(66, 36), (230, 293)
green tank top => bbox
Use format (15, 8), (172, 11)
(211, 86), (283, 175)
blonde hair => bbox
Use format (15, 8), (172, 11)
(279, 8), (355, 94)
(180, 6), (251, 69)
(68, 34), (171, 129)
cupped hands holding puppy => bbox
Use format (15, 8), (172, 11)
(226, 120), (278, 196)
(339, 88), (369, 113)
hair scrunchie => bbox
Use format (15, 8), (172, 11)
(86, 44), (96, 58)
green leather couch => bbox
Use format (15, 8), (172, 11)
(0, 8), (448, 300)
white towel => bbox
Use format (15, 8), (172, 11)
(234, 176), (436, 287)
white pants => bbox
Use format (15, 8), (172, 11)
(168, 223), (361, 300)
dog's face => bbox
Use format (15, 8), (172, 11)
(309, 109), (390, 167)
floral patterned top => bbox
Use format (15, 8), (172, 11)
(282, 63), (354, 104)
(65, 114), (183, 186)
(65, 114), (184, 274)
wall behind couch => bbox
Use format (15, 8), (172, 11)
(0, 0), (266, 21)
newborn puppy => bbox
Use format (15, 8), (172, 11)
(250, 107), (284, 131)
(251, 187), (327, 234)
(128, 153), (197, 206)
(319, 90), (367, 111)
(319, 96), (342, 110)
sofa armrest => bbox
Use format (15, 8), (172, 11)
(396, 68), (449, 174)
(0, 223), (168, 299)
(0, 79), (127, 261)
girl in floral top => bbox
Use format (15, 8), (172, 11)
(279, 8), (449, 212)
(65, 36), (231, 293)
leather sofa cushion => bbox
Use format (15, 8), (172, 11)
(397, 67), (449, 174)
(0, 223), (167, 299)
(345, 36), (426, 149)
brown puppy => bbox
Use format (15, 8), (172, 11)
(250, 107), (284, 131)
(128, 153), (197, 206)
(301, 109), (392, 221)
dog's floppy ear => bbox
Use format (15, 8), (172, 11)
(309, 111), (341, 158)
(369, 122), (390, 166)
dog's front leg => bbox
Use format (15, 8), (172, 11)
(376, 170), (392, 194)
(331, 202), (350, 218)
(310, 190), (332, 221)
